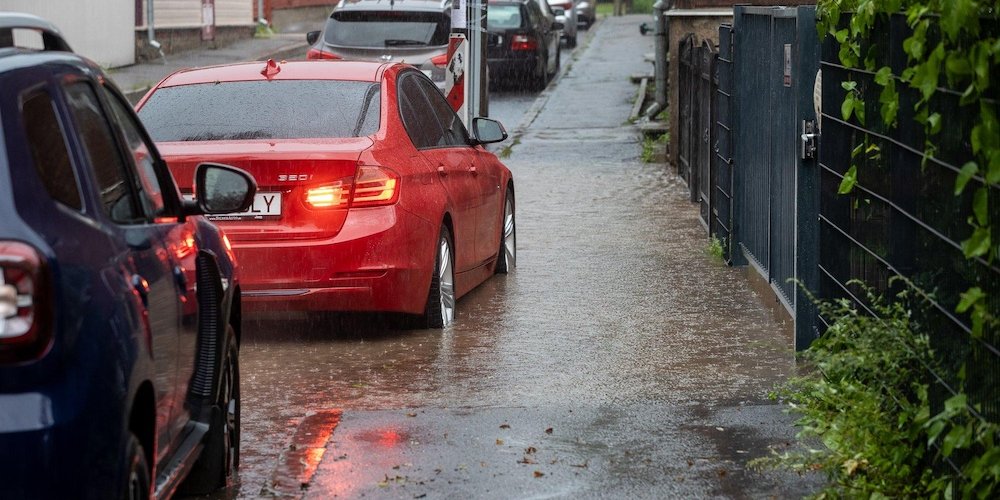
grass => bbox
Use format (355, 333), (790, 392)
(597, 0), (655, 16)
(640, 132), (669, 163)
(706, 237), (725, 260)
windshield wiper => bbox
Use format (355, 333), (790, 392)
(384, 39), (427, 46)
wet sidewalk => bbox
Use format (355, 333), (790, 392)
(232, 14), (823, 499)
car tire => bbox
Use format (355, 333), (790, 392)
(124, 433), (151, 500)
(532, 54), (549, 91)
(422, 225), (456, 328)
(179, 326), (240, 494)
(495, 187), (516, 274)
(551, 48), (561, 77)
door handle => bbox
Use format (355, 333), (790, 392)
(469, 165), (478, 176)
(437, 164), (447, 176)
(131, 275), (150, 306)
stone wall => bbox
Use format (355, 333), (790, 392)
(134, 25), (255, 62)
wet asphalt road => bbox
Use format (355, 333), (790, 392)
(229, 16), (822, 499)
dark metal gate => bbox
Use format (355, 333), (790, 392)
(677, 34), (695, 192)
(696, 40), (717, 229)
(729, 6), (820, 349)
(712, 24), (734, 261)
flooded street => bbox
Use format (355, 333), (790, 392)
(231, 16), (818, 499)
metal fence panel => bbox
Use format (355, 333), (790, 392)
(677, 34), (695, 184)
(818, 14), (999, 421)
(712, 24), (735, 262)
(697, 40), (717, 229)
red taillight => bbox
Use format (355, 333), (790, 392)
(431, 53), (448, 68)
(305, 182), (350, 209)
(511, 35), (538, 51)
(351, 166), (399, 208)
(306, 48), (342, 60)
(0, 241), (50, 363)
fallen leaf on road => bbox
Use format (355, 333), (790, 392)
(500, 424), (510, 429)
(545, 427), (553, 434)
(496, 439), (504, 445)
(570, 460), (588, 468)
(534, 471), (545, 478)
(518, 457), (537, 465)
(525, 446), (537, 454)
(406, 412), (417, 417)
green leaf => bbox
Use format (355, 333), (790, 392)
(839, 165), (858, 195)
(852, 143), (865, 159)
(854, 98), (866, 125)
(955, 162), (979, 195)
(874, 66), (892, 86)
(945, 54), (972, 77)
(927, 112), (942, 135)
(944, 393), (968, 413)
(973, 187), (988, 226)
(962, 226), (991, 258)
(956, 287), (985, 313)
(841, 80), (858, 92)
(842, 95), (855, 121)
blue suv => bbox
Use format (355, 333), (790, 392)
(0, 13), (256, 499)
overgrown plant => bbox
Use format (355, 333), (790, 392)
(782, 1), (1000, 496)
(818, 0), (999, 336)
(754, 287), (1000, 497)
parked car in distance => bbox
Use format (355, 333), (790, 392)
(547, 0), (578, 47)
(0, 12), (255, 500)
(136, 59), (516, 329)
(305, 0), (452, 89)
(487, 0), (563, 90)
(576, 0), (596, 28)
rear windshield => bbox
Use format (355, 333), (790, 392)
(324, 11), (450, 47)
(487, 5), (524, 29)
(138, 80), (380, 141)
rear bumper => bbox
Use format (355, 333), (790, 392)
(233, 206), (436, 315)
(487, 56), (537, 78)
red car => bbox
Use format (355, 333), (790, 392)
(136, 60), (515, 327)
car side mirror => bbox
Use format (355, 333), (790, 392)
(552, 21), (564, 31)
(186, 163), (257, 215)
(306, 31), (320, 46)
(471, 117), (508, 145)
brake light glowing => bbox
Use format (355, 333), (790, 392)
(511, 35), (537, 51)
(306, 48), (342, 60)
(350, 166), (399, 208)
(0, 241), (50, 363)
(305, 183), (350, 208)
(431, 53), (448, 68)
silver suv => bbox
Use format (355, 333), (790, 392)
(306, 0), (452, 89)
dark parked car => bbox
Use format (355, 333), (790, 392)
(0, 13), (255, 499)
(306, 0), (452, 89)
(487, 0), (563, 90)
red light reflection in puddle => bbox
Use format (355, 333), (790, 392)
(268, 410), (342, 496)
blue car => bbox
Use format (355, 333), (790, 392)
(0, 13), (256, 499)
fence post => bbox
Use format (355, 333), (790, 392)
(793, 5), (820, 350)
(729, 5), (747, 266)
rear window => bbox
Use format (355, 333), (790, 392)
(324, 11), (450, 47)
(487, 5), (524, 29)
(138, 80), (381, 141)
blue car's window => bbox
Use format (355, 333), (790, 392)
(20, 88), (82, 210)
(138, 80), (380, 142)
(63, 81), (141, 224)
(103, 86), (166, 218)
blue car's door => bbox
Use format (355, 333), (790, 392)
(60, 79), (184, 465)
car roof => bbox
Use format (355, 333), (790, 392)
(333, 0), (451, 13)
(154, 60), (392, 88)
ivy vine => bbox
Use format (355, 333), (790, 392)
(817, 0), (998, 337)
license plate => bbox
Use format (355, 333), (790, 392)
(188, 192), (282, 221)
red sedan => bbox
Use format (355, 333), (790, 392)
(136, 60), (516, 328)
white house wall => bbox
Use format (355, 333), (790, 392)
(139, 0), (252, 28)
(0, 0), (135, 68)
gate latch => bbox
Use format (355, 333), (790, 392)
(801, 120), (819, 160)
